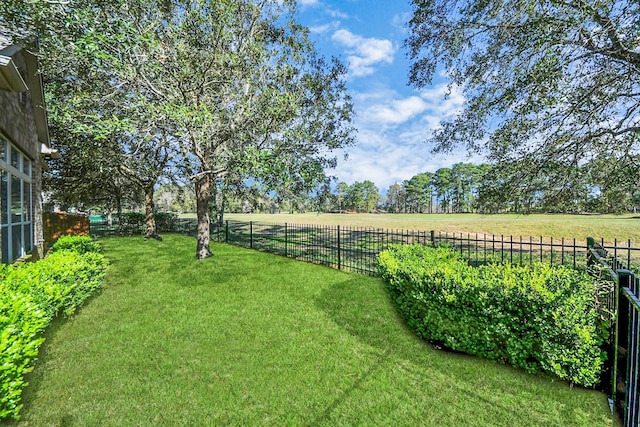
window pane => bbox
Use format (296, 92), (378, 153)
(12, 224), (22, 259)
(0, 170), (6, 226)
(11, 175), (22, 223)
(23, 157), (31, 176)
(0, 139), (5, 162)
(1, 226), (8, 263)
(10, 146), (20, 170)
(23, 223), (32, 254)
(24, 182), (31, 222)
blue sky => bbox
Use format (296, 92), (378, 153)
(296, 0), (482, 193)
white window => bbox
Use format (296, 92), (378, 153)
(0, 136), (33, 263)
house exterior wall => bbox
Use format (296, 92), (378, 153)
(0, 45), (45, 262)
(0, 54), (40, 159)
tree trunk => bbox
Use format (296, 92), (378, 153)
(195, 174), (213, 260)
(144, 185), (162, 241)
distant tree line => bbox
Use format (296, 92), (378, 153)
(196, 159), (639, 215)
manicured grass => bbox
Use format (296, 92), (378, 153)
(6, 235), (614, 426)
(221, 212), (640, 244)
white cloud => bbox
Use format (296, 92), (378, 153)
(326, 7), (349, 19)
(309, 21), (341, 34)
(298, 0), (320, 6)
(356, 83), (464, 129)
(331, 29), (395, 77)
(365, 96), (429, 125)
(392, 12), (412, 32)
(330, 83), (474, 192)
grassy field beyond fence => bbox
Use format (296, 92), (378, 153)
(221, 212), (640, 244)
(5, 234), (616, 426)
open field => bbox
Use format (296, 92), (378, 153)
(222, 212), (640, 244)
(4, 235), (615, 426)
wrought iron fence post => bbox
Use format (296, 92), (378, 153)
(587, 236), (596, 268)
(609, 268), (624, 415)
(250, 221), (253, 249)
(337, 225), (341, 270)
(618, 269), (639, 426)
(285, 223), (288, 257)
(225, 220), (229, 243)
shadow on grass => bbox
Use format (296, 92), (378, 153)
(312, 276), (601, 426)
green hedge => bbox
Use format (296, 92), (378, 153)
(118, 212), (177, 233)
(51, 234), (103, 255)
(0, 236), (107, 420)
(377, 244), (606, 387)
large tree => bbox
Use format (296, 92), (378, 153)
(406, 0), (640, 198)
(2, 0), (354, 258)
(2, 0), (178, 239)
(124, 0), (354, 259)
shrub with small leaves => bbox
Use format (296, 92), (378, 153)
(0, 243), (106, 420)
(51, 235), (102, 255)
(377, 244), (606, 387)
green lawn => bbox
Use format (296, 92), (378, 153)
(6, 235), (615, 426)
(220, 212), (640, 244)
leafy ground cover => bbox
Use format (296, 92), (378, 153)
(4, 235), (615, 426)
(222, 212), (640, 244)
(0, 236), (106, 420)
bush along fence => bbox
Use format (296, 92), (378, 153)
(89, 217), (640, 423)
(377, 244), (605, 387)
(588, 238), (640, 427)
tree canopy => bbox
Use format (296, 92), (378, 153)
(1, 0), (355, 258)
(406, 0), (640, 199)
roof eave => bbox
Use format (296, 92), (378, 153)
(0, 53), (29, 92)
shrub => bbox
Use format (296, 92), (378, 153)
(0, 288), (47, 419)
(119, 212), (145, 233)
(51, 235), (102, 255)
(155, 212), (178, 232)
(377, 244), (606, 387)
(118, 212), (177, 233)
(0, 244), (107, 420)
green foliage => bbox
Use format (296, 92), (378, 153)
(117, 212), (177, 233)
(0, 287), (47, 420)
(52, 235), (103, 255)
(377, 244), (606, 387)
(118, 212), (145, 233)
(0, 243), (107, 420)
(154, 212), (178, 232)
(406, 0), (640, 211)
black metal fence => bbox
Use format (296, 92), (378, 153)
(588, 241), (640, 427)
(90, 218), (640, 274)
(206, 220), (606, 275)
(89, 217), (199, 238)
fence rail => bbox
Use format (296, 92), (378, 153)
(210, 220), (640, 275)
(89, 216), (640, 424)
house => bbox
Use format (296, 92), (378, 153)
(0, 33), (53, 263)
